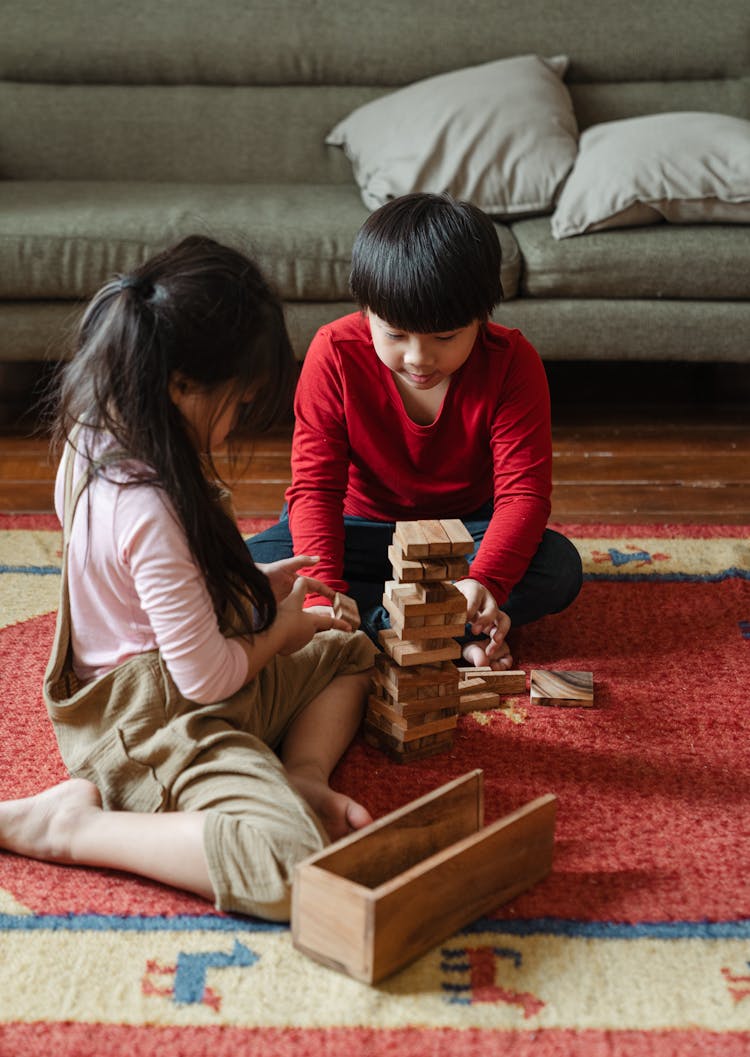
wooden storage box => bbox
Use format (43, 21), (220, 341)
(292, 769), (556, 984)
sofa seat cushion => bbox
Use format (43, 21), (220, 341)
(512, 216), (750, 300)
(0, 181), (521, 302)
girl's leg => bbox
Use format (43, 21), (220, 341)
(280, 669), (374, 841)
(0, 779), (214, 900)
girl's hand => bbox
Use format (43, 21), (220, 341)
(257, 555), (324, 603)
(275, 577), (351, 655)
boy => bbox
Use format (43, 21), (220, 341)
(249, 193), (582, 668)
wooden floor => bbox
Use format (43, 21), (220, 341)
(2, 363), (749, 523)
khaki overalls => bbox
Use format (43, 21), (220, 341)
(43, 442), (376, 920)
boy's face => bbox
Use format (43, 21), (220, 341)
(367, 312), (480, 391)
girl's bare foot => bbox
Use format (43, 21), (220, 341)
(287, 765), (372, 842)
(0, 779), (102, 863)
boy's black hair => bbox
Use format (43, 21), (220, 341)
(349, 192), (503, 333)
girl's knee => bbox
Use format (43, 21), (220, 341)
(203, 807), (326, 921)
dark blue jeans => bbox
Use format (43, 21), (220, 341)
(247, 503), (582, 645)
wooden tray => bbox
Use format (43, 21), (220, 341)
(291, 769), (556, 984)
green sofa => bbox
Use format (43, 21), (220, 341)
(1, 0), (748, 379)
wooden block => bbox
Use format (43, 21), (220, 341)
(439, 518), (475, 556)
(384, 581), (467, 619)
(292, 770), (557, 983)
(366, 694), (457, 731)
(456, 668), (527, 695)
(457, 676), (488, 694)
(333, 591), (361, 630)
(458, 689), (502, 714)
(372, 672), (458, 708)
(366, 701), (458, 741)
(387, 544), (449, 583)
(442, 555), (470, 579)
(388, 613), (466, 642)
(362, 723), (455, 762)
(419, 519), (453, 556)
(379, 629), (461, 666)
(394, 521), (430, 559)
(530, 670), (594, 707)
(395, 693), (461, 719)
(374, 653), (459, 695)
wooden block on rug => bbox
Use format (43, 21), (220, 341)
(529, 669), (594, 707)
(456, 668), (527, 695)
(292, 769), (557, 984)
(457, 689), (502, 714)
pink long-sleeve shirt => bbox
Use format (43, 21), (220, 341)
(55, 437), (248, 704)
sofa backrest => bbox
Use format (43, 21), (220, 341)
(1, 0), (747, 182)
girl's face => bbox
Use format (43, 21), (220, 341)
(367, 311), (480, 391)
(169, 376), (248, 452)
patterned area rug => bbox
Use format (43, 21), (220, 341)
(1, 515), (749, 1056)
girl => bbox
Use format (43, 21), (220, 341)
(0, 235), (376, 921)
(249, 193), (583, 669)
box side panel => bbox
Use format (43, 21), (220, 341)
(370, 795), (556, 982)
(291, 865), (372, 981)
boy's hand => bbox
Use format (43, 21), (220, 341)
(454, 578), (500, 634)
(454, 578), (513, 669)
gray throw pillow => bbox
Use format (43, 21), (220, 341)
(551, 112), (750, 238)
(326, 55), (578, 217)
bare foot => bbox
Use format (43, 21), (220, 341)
(0, 779), (102, 863)
(287, 766), (372, 842)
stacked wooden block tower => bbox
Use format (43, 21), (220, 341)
(365, 519), (475, 762)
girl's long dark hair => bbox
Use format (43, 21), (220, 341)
(53, 235), (296, 637)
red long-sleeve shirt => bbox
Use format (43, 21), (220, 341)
(287, 312), (552, 607)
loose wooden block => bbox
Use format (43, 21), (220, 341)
(333, 591), (361, 630)
(379, 629), (461, 666)
(292, 770), (557, 984)
(458, 689), (502, 714)
(439, 518), (475, 556)
(530, 670), (594, 707)
(457, 676), (488, 694)
(456, 668), (527, 695)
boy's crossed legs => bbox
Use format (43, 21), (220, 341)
(248, 506), (583, 668)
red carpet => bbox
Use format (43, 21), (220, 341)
(1, 516), (749, 1055)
